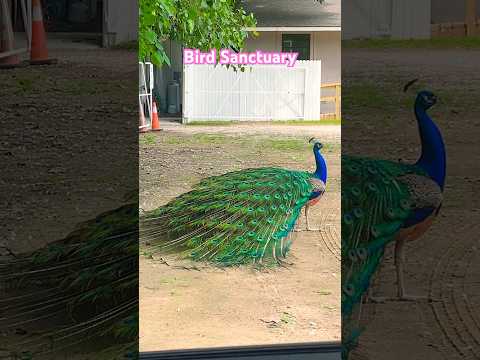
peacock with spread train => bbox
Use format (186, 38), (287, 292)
(342, 90), (446, 358)
(140, 138), (328, 266)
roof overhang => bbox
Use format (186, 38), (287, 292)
(245, 27), (341, 32)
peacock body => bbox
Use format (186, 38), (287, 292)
(342, 90), (445, 358)
(141, 139), (327, 266)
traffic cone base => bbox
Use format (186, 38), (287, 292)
(139, 100), (148, 133)
(30, 58), (58, 66)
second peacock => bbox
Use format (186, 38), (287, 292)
(342, 89), (446, 358)
(140, 138), (328, 266)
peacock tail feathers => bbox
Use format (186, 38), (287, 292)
(341, 155), (427, 358)
(0, 203), (138, 359)
(141, 167), (319, 266)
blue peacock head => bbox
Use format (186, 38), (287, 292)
(415, 90), (437, 111)
(309, 137), (327, 183)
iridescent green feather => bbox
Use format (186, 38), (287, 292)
(141, 167), (315, 266)
(0, 204), (138, 359)
(341, 155), (427, 358)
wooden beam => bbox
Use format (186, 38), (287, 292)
(466, 0), (477, 36)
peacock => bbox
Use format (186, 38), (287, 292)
(341, 89), (446, 358)
(0, 203), (139, 359)
(140, 138), (328, 266)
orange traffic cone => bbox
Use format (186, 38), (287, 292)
(30, 0), (57, 65)
(0, 0), (21, 69)
(151, 101), (161, 131)
(139, 100), (148, 132)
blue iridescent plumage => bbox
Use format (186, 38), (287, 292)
(342, 90), (446, 359)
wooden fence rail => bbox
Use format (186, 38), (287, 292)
(320, 82), (341, 120)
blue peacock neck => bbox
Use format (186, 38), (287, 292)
(414, 101), (446, 190)
(313, 146), (327, 183)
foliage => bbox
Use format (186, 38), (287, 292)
(139, 0), (257, 67)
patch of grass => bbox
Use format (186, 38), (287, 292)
(186, 120), (341, 126)
(315, 290), (332, 296)
(186, 120), (236, 126)
(192, 134), (230, 144)
(140, 134), (156, 145)
(271, 119), (341, 126)
(261, 138), (307, 151)
(280, 312), (296, 324)
(342, 82), (389, 111)
(163, 136), (184, 145)
(343, 37), (480, 49)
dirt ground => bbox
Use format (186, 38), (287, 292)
(139, 125), (341, 351)
(0, 47), (137, 358)
(0, 48), (138, 254)
(343, 48), (480, 359)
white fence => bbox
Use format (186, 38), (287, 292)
(183, 60), (321, 122)
(139, 62), (153, 128)
(0, 0), (31, 60)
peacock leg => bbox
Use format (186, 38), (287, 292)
(369, 238), (434, 302)
(393, 238), (433, 301)
(305, 204), (311, 230)
(305, 204), (321, 231)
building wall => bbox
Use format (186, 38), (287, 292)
(103, 0), (138, 47)
(342, 0), (430, 39)
(244, 30), (341, 84)
(431, 0), (480, 23)
(154, 40), (183, 113)
(312, 31), (341, 84)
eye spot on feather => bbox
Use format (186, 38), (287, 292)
(400, 199), (411, 210)
(353, 208), (364, 218)
(235, 236), (245, 244)
(343, 284), (355, 297)
(343, 214), (354, 225)
(348, 249), (357, 261)
(255, 237), (265, 243)
(357, 248), (367, 260)
(348, 165), (359, 173)
(351, 187), (361, 197)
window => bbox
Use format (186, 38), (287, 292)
(282, 34), (311, 60)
